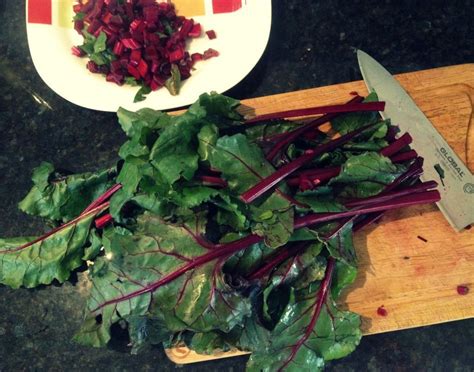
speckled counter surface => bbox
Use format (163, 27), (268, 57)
(0, 0), (473, 371)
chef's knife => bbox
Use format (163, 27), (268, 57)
(357, 50), (474, 231)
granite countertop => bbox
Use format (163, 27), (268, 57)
(0, 1), (473, 370)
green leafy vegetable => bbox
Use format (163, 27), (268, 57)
(0, 92), (440, 371)
(0, 204), (108, 288)
(18, 162), (115, 222)
(165, 64), (181, 96)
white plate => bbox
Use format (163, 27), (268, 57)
(26, 0), (272, 112)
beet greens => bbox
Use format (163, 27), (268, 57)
(0, 92), (440, 371)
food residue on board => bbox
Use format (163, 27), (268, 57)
(377, 306), (388, 317)
(457, 285), (469, 295)
(417, 235), (428, 243)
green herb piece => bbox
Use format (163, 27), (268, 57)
(134, 85), (152, 103)
(165, 64), (181, 96)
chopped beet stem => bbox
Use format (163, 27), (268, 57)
(240, 122), (379, 203)
(245, 101), (385, 124)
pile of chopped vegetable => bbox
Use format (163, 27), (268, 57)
(0, 92), (440, 370)
(72, 0), (218, 101)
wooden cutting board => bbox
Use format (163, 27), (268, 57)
(166, 64), (474, 364)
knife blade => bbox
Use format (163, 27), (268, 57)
(357, 50), (474, 231)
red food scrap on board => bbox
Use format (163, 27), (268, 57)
(457, 285), (469, 295)
(377, 305), (388, 317)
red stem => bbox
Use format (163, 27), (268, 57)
(352, 156), (425, 232)
(245, 101), (385, 124)
(196, 175), (228, 188)
(380, 133), (413, 157)
(389, 149), (418, 163)
(265, 96), (365, 161)
(95, 213), (113, 229)
(91, 234), (262, 312)
(344, 181), (438, 209)
(353, 212), (384, 232)
(286, 135), (416, 188)
(246, 243), (308, 281)
(82, 183), (122, 215)
(293, 190), (440, 229)
(241, 122), (379, 203)
(247, 217), (353, 281)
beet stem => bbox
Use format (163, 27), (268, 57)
(246, 242), (308, 281)
(344, 181), (438, 208)
(240, 122), (379, 203)
(293, 190), (440, 230)
(265, 96), (364, 161)
(82, 183), (122, 215)
(380, 133), (413, 157)
(245, 101), (385, 124)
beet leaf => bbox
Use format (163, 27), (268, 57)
(18, 161), (116, 222)
(247, 258), (361, 371)
(75, 212), (252, 348)
(0, 203), (108, 288)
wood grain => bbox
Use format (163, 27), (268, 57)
(166, 64), (474, 364)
